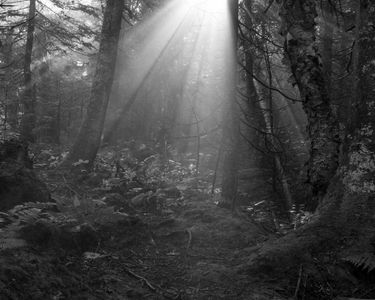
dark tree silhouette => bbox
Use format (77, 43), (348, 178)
(20, 0), (37, 142)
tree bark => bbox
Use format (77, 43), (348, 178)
(20, 0), (37, 142)
(320, 4), (334, 95)
(64, 0), (124, 167)
(279, 0), (340, 207)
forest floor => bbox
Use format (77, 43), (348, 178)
(0, 144), (294, 299)
(0, 195), (280, 300)
(1, 144), (371, 300)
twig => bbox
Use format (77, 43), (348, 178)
(294, 264), (303, 299)
(239, 61), (302, 103)
(123, 267), (157, 292)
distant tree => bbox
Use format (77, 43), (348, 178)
(20, 0), (37, 142)
(1, 0), (101, 141)
(1, 28), (20, 131)
(237, 0), (298, 214)
(220, 0), (240, 208)
(63, 0), (124, 167)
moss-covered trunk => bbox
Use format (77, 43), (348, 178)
(245, 1), (375, 279)
(64, 0), (124, 167)
(279, 0), (340, 208)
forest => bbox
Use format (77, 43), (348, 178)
(0, 0), (374, 299)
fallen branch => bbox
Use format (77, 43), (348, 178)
(123, 267), (157, 292)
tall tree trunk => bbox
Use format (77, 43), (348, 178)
(263, 30), (293, 213)
(279, 0), (340, 207)
(242, 1), (293, 213)
(64, 0), (124, 167)
(3, 30), (19, 130)
(245, 0), (375, 280)
(220, 0), (239, 208)
(20, 0), (36, 142)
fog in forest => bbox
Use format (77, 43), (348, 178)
(0, 0), (374, 299)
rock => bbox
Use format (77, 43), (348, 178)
(0, 139), (50, 211)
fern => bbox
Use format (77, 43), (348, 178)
(344, 253), (375, 273)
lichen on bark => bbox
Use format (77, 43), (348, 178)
(279, 0), (341, 206)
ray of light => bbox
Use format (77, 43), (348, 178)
(107, 0), (237, 145)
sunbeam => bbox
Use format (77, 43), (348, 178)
(106, 0), (237, 146)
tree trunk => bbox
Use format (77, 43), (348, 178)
(243, 1), (375, 286)
(20, 0), (36, 142)
(242, 1), (293, 213)
(320, 3), (334, 95)
(263, 29), (293, 213)
(63, 0), (124, 167)
(220, 0), (240, 208)
(3, 30), (19, 130)
(279, 0), (340, 208)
